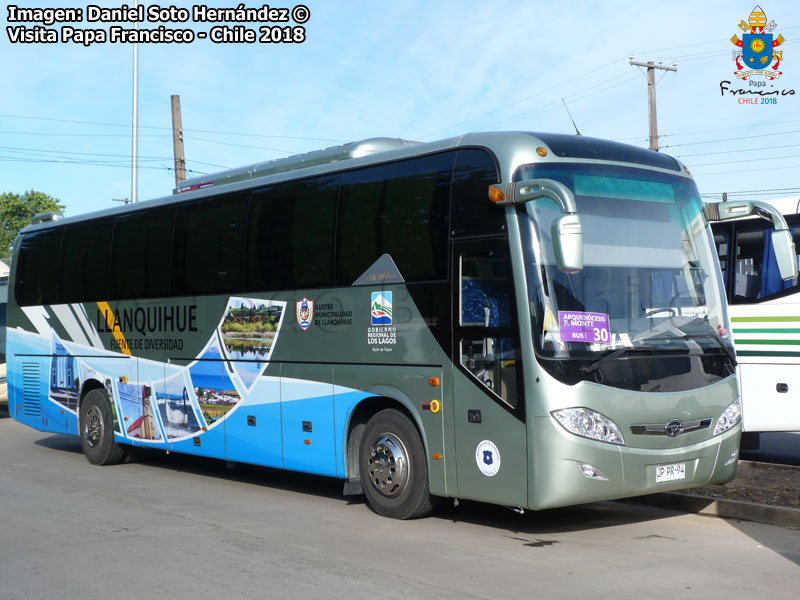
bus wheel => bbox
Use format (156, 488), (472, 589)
(80, 389), (126, 466)
(359, 408), (435, 519)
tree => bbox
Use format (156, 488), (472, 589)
(0, 190), (65, 258)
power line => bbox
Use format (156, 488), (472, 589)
(690, 163), (796, 176)
(702, 187), (800, 196)
(0, 113), (348, 142)
(676, 143), (800, 159)
(183, 135), (299, 154)
(662, 119), (800, 140)
(480, 73), (640, 131)
(687, 153), (800, 168)
(419, 56), (629, 139)
(0, 154), (172, 170)
(660, 129), (800, 149)
(616, 119), (800, 147)
(701, 187), (800, 198)
(0, 130), (168, 139)
(0, 145), (230, 169)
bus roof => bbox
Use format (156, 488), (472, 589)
(706, 196), (800, 216)
(19, 131), (688, 235)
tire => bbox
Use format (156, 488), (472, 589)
(740, 432), (760, 451)
(359, 408), (436, 519)
(80, 389), (127, 466)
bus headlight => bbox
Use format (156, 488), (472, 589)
(551, 407), (625, 446)
(713, 398), (742, 436)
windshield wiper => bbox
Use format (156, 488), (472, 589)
(630, 332), (737, 366)
(678, 333), (737, 366)
(579, 346), (648, 375)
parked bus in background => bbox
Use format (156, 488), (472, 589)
(1, 259), (8, 362)
(711, 196), (800, 447)
(6, 132), (796, 518)
(1, 259), (8, 404)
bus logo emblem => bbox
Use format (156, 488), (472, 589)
(296, 298), (313, 330)
(475, 440), (501, 477)
(371, 292), (392, 325)
(665, 419), (684, 437)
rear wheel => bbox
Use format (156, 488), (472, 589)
(359, 408), (435, 519)
(80, 389), (126, 466)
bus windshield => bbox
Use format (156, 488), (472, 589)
(517, 163), (733, 381)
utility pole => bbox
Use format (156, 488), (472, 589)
(131, 0), (139, 202)
(629, 57), (677, 151)
(170, 94), (187, 185)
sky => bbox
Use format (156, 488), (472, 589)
(2, 0), (799, 218)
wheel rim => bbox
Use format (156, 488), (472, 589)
(366, 433), (409, 498)
(84, 405), (104, 449)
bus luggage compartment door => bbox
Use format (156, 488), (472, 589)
(12, 357), (47, 431)
(740, 362), (800, 432)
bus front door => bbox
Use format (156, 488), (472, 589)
(452, 239), (528, 507)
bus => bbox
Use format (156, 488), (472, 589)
(711, 196), (800, 444)
(7, 132), (796, 519)
(1, 259), (8, 362)
(1, 259), (8, 403)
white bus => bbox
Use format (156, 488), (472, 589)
(0, 259), (8, 362)
(711, 196), (800, 445)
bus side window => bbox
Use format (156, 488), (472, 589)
(59, 218), (114, 303)
(713, 224), (732, 300)
(245, 175), (337, 291)
(110, 207), (175, 300)
(457, 241), (519, 408)
(450, 149), (502, 237)
(336, 153), (452, 285)
(733, 219), (800, 302)
(15, 228), (63, 306)
(172, 193), (248, 296)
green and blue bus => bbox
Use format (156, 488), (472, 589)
(8, 132), (794, 518)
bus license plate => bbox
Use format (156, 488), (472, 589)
(655, 463), (686, 483)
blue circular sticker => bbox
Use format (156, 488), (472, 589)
(475, 440), (501, 477)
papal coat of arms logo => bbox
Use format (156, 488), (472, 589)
(730, 5), (785, 80)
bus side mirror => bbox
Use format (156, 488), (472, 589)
(772, 229), (799, 281)
(513, 178), (584, 274)
(552, 214), (584, 274)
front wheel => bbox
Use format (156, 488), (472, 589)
(359, 408), (436, 519)
(80, 389), (127, 465)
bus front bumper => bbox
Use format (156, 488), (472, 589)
(530, 416), (741, 510)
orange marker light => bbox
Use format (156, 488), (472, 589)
(432, 453), (443, 460)
(536, 146), (548, 157)
(304, 439), (312, 445)
(488, 185), (506, 204)
(429, 377), (440, 387)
